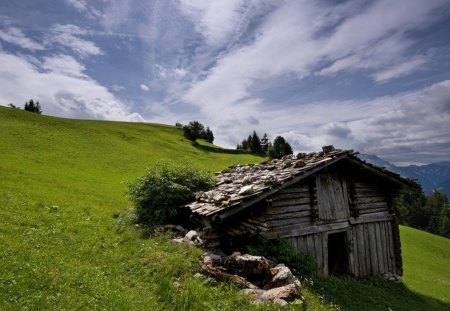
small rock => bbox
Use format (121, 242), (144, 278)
(262, 283), (300, 301)
(293, 160), (305, 168)
(242, 176), (254, 185)
(241, 284), (300, 304)
(184, 230), (197, 242)
(212, 192), (230, 202)
(203, 252), (223, 266)
(238, 185), (254, 195)
(172, 238), (184, 244)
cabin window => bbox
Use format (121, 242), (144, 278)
(328, 231), (348, 275)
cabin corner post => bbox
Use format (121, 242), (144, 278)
(391, 217), (403, 276)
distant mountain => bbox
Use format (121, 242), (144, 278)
(358, 154), (450, 198)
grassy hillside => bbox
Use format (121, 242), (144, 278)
(401, 226), (450, 302)
(0, 106), (267, 310)
(1, 106), (449, 310)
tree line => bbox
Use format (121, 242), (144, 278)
(236, 131), (293, 159)
(8, 99), (43, 114)
(395, 190), (450, 238)
(178, 121), (214, 144)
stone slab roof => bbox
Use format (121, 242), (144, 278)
(186, 146), (418, 219)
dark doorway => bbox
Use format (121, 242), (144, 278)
(328, 231), (348, 275)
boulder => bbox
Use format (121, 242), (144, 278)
(203, 252), (223, 266)
(263, 264), (301, 290)
(224, 253), (272, 286)
(241, 283), (300, 304)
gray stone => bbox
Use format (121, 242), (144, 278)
(241, 283), (300, 304)
(238, 185), (254, 195)
(203, 252), (223, 266)
(184, 230), (197, 241)
(264, 264), (301, 290)
(224, 253), (272, 285)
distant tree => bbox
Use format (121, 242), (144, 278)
(175, 121), (183, 127)
(8, 103), (19, 109)
(202, 126), (214, 143)
(394, 190), (450, 238)
(183, 121), (205, 141)
(24, 99), (42, 114)
(268, 136), (293, 159)
(261, 133), (269, 152)
(182, 121), (214, 143)
(250, 131), (262, 154)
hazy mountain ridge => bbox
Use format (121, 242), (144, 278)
(358, 154), (450, 197)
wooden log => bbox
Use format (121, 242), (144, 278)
(349, 212), (393, 225)
(246, 218), (269, 228)
(275, 220), (349, 238)
(271, 197), (311, 207)
(272, 192), (311, 201)
(356, 197), (388, 204)
(359, 207), (389, 215)
(266, 217), (311, 228)
(261, 210), (311, 221)
(277, 186), (310, 194)
(263, 204), (312, 215)
(358, 202), (388, 210)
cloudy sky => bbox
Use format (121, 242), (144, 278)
(1, 0), (450, 165)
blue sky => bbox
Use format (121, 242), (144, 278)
(1, 0), (450, 165)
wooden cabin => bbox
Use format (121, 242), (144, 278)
(186, 146), (419, 277)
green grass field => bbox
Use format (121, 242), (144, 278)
(1, 106), (449, 310)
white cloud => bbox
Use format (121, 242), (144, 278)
(0, 26), (44, 51)
(111, 84), (125, 92)
(179, 0), (248, 47)
(41, 54), (87, 78)
(372, 56), (429, 83)
(0, 52), (143, 122)
(277, 81), (450, 164)
(140, 84), (150, 91)
(65, 0), (101, 19)
(47, 24), (102, 58)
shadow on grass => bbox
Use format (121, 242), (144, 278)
(308, 275), (449, 311)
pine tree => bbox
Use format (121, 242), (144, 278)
(23, 99), (42, 114)
(250, 131), (262, 154)
(261, 133), (269, 152)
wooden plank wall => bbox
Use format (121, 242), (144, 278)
(350, 221), (396, 276)
(257, 181), (313, 232)
(286, 233), (328, 275)
(354, 182), (389, 215)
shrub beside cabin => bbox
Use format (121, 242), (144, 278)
(186, 146), (419, 277)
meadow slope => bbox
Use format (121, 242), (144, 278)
(0, 106), (449, 310)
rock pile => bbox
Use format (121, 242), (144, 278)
(202, 251), (303, 306)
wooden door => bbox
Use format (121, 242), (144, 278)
(316, 172), (350, 221)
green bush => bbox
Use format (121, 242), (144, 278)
(245, 237), (317, 278)
(128, 161), (215, 226)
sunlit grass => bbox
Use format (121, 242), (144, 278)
(1, 106), (448, 310)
